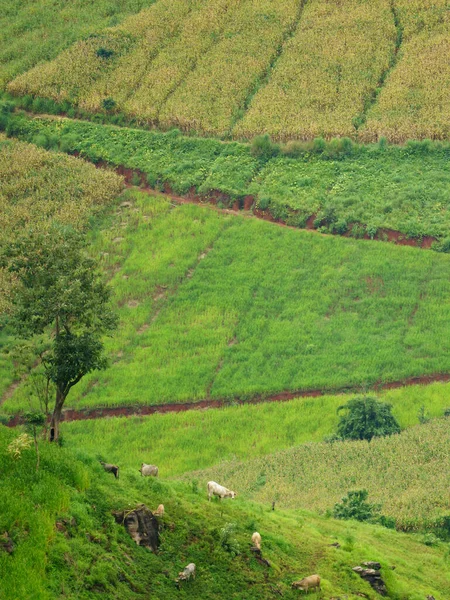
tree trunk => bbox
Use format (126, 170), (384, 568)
(33, 427), (40, 472)
(50, 388), (65, 442)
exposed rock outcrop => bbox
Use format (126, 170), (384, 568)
(113, 504), (160, 552)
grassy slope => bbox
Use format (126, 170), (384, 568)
(4, 188), (450, 412)
(60, 382), (450, 478)
(1, 424), (449, 600)
(187, 418), (450, 533)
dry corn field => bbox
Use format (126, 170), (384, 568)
(7, 0), (450, 141)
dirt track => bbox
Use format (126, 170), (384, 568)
(5, 372), (450, 427)
(93, 160), (436, 250)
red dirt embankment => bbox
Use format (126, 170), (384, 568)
(5, 372), (450, 426)
(88, 159), (437, 250)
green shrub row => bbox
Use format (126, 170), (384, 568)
(2, 104), (450, 243)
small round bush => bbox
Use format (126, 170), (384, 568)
(336, 396), (401, 442)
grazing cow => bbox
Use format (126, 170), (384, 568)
(153, 504), (164, 517)
(291, 574), (321, 593)
(251, 532), (262, 550)
(207, 481), (237, 501)
(139, 463), (159, 477)
(100, 461), (119, 479)
(176, 563), (196, 584)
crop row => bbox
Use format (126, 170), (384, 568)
(158, 0), (300, 135)
(6, 0), (450, 141)
(8, 0), (301, 137)
(0, 135), (122, 243)
(4, 112), (450, 242)
(7, 0), (197, 107)
(362, 0), (450, 142)
(235, 0), (396, 140)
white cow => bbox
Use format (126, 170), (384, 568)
(207, 481), (237, 501)
(177, 563), (196, 582)
(251, 531), (262, 550)
(139, 463), (159, 477)
(153, 504), (164, 517)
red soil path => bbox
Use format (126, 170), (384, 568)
(87, 159), (436, 249)
(6, 372), (450, 427)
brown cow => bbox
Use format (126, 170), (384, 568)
(291, 574), (321, 593)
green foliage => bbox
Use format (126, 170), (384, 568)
(250, 134), (280, 161)
(418, 405), (430, 424)
(3, 112), (450, 242)
(333, 489), (381, 522)
(24, 410), (45, 428)
(102, 97), (116, 111)
(219, 522), (241, 557)
(96, 48), (115, 60)
(336, 397), (401, 442)
(4, 226), (117, 438)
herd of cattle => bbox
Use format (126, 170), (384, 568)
(101, 461), (321, 593)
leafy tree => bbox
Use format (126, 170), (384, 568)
(4, 226), (117, 441)
(336, 396), (401, 442)
(332, 489), (396, 529)
(333, 489), (381, 522)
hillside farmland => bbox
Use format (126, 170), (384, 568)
(1, 2), (450, 598)
(4, 188), (450, 413)
(6, 0), (450, 141)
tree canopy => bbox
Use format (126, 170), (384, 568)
(3, 225), (117, 440)
(336, 396), (401, 442)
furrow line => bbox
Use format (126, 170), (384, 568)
(5, 372), (450, 426)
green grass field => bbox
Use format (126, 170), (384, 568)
(59, 381), (450, 479)
(4, 188), (450, 413)
(1, 424), (449, 599)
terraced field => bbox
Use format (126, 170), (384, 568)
(2, 3), (450, 599)
(4, 186), (450, 414)
(6, 0), (450, 141)
(4, 113), (450, 242)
